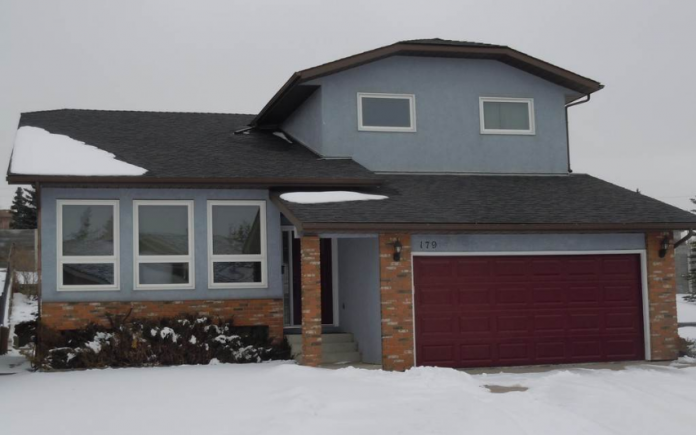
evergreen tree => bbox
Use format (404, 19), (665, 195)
(9, 187), (38, 229)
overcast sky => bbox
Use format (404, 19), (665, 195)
(0, 0), (694, 211)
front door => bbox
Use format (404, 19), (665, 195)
(282, 231), (335, 326)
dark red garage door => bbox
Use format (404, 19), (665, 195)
(414, 254), (645, 368)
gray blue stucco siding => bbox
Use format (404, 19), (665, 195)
(41, 187), (282, 302)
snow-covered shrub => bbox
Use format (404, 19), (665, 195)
(35, 314), (290, 370)
(678, 336), (696, 358)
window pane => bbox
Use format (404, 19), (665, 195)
(62, 205), (114, 256)
(138, 205), (189, 256)
(139, 263), (189, 285)
(483, 101), (530, 130)
(361, 97), (412, 128)
(212, 205), (261, 255)
(213, 262), (262, 284)
(63, 263), (114, 286)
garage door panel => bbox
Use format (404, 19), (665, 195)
(454, 259), (492, 282)
(497, 315), (531, 334)
(420, 344), (456, 365)
(419, 314), (456, 335)
(458, 286), (493, 306)
(498, 341), (532, 361)
(534, 314), (566, 332)
(494, 259), (529, 277)
(459, 316), (493, 334)
(531, 285), (566, 305)
(418, 286), (456, 306)
(605, 338), (643, 358)
(415, 254), (645, 368)
(495, 286), (529, 305)
(535, 341), (567, 360)
(460, 343), (493, 363)
(567, 284), (602, 304)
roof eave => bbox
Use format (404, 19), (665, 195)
(297, 221), (696, 235)
(6, 174), (383, 188)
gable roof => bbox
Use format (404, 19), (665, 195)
(252, 38), (604, 128)
(7, 109), (379, 186)
(274, 174), (696, 233)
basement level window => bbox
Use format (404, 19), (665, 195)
(357, 93), (416, 132)
(479, 97), (535, 135)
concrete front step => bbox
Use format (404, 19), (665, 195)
(286, 333), (361, 364)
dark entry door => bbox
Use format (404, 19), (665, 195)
(289, 237), (334, 326)
(414, 254), (645, 368)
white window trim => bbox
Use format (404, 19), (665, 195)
(357, 92), (417, 132)
(57, 199), (120, 292)
(133, 200), (195, 291)
(207, 200), (268, 289)
(479, 97), (536, 135)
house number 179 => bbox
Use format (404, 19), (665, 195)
(419, 241), (438, 250)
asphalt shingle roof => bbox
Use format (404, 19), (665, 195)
(13, 109), (378, 183)
(276, 174), (696, 227)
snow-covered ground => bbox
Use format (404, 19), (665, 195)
(9, 292), (38, 325)
(677, 295), (696, 343)
(677, 294), (696, 323)
(1, 361), (696, 435)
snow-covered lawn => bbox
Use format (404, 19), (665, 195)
(1, 361), (696, 435)
(677, 294), (696, 323)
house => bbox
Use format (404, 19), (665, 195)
(7, 39), (696, 370)
(0, 210), (12, 229)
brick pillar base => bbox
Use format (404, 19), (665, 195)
(646, 231), (679, 361)
(379, 233), (414, 371)
(301, 236), (322, 366)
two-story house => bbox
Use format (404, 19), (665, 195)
(7, 39), (696, 370)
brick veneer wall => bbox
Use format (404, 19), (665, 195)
(646, 231), (679, 360)
(300, 236), (322, 367)
(379, 233), (414, 371)
(41, 299), (284, 341)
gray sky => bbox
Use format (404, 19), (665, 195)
(1, 0), (694, 211)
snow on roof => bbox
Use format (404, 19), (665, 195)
(11, 126), (147, 176)
(280, 191), (388, 204)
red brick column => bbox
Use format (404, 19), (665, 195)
(300, 236), (322, 367)
(379, 233), (414, 371)
(646, 231), (679, 361)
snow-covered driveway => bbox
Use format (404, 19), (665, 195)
(1, 361), (695, 435)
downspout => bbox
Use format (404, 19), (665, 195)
(564, 94), (591, 173)
(674, 229), (695, 249)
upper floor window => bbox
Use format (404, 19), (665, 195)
(479, 97), (535, 135)
(57, 200), (119, 291)
(357, 93), (416, 132)
(207, 200), (267, 289)
(134, 200), (194, 290)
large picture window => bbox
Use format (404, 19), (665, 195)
(207, 200), (267, 288)
(357, 93), (416, 132)
(57, 200), (119, 291)
(133, 200), (194, 290)
(479, 97), (535, 135)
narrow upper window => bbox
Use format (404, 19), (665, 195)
(207, 200), (267, 289)
(134, 200), (194, 290)
(357, 93), (416, 132)
(57, 200), (119, 291)
(479, 97), (535, 135)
